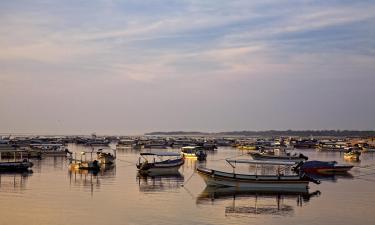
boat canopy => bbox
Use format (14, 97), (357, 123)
(226, 159), (297, 166)
(140, 152), (181, 157)
(181, 146), (198, 150)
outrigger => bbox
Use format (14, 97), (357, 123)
(197, 159), (319, 191)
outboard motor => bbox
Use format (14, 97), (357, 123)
(299, 153), (309, 160)
(293, 161), (305, 172)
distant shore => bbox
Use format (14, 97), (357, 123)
(145, 130), (375, 137)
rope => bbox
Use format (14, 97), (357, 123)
(181, 171), (195, 187)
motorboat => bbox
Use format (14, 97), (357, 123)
(0, 159), (34, 172)
(136, 152), (184, 175)
(249, 148), (308, 163)
(344, 149), (361, 161)
(181, 146), (207, 161)
(70, 151), (101, 170)
(96, 149), (116, 164)
(294, 160), (353, 174)
(197, 159), (319, 191)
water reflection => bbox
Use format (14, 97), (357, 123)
(68, 164), (115, 195)
(0, 171), (33, 193)
(137, 171), (184, 192)
(197, 186), (321, 217)
(305, 172), (354, 183)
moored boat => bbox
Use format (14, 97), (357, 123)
(181, 146), (207, 161)
(70, 151), (101, 170)
(294, 160), (353, 174)
(343, 149), (361, 161)
(0, 159), (34, 172)
(137, 152), (184, 175)
(96, 149), (116, 164)
(197, 159), (318, 191)
(249, 151), (308, 163)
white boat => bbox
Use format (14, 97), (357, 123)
(136, 152), (184, 174)
(249, 148), (308, 163)
(197, 159), (317, 191)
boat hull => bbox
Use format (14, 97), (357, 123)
(197, 167), (309, 191)
(0, 161), (33, 171)
(137, 158), (184, 174)
(249, 153), (306, 163)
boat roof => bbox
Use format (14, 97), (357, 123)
(226, 159), (297, 166)
(181, 146), (199, 149)
(140, 152), (181, 157)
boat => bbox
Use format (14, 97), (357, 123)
(197, 159), (318, 191)
(249, 149), (308, 163)
(29, 144), (70, 157)
(237, 145), (258, 151)
(181, 146), (207, 161)
(343, 149), (361, 160)
(116, 139), (134, 150)
(0, 159), (33, 172)
(69, 151), (101, 170)
(96, 149), (116, 164)
(136, 152), (184, 175)
(294, 160), (353, 174)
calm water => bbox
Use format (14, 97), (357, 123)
(1, 145), (375, 225)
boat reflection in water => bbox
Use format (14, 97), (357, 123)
(137, 170), (184, 193)
(304, 172), (354, 183)
(0, 171), (33, 193)
(68, 164), (115, 195)
(197, 186), (321, 217)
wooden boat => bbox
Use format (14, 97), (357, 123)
(181, 146), (207, 161)
(294, 160), (353, 174)
(136, 152), (184, 175)
(70, 151), (101, 170)
(343, 150), (361, 160)
(197, 160), (318, 191)
(0, 159), (33, 171)
(96, 149), (116, 164)
(237, 145), (258, 151)
(249, 151), (308, 163)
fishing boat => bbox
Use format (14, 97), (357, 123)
(181, 146), (207, 161)
(136, 152), (184, 175)
(30, 144), (70, 157)
(70, 151), (101, 170)
(197, 159), (318, 191)
(96, 149), (116, 164)
(0, 159), (34, 171)
(249, 149), (308, 163)
(237, 145), (258, 151)
(343, 149), (361, 160)
(294, 160), (353, 174)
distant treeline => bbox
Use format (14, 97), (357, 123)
(145, 130), (375, 137)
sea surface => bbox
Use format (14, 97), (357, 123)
(1, 144), (375, 225)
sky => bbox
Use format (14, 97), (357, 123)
(0, 0), (374, 135)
